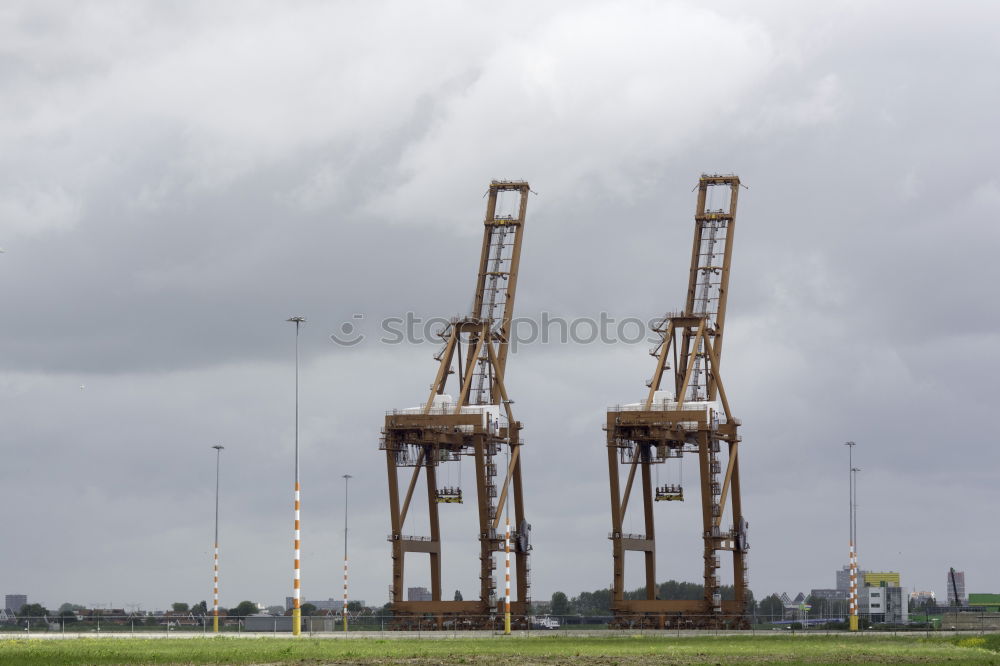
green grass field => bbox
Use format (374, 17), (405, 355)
(1, 634), (998, 665)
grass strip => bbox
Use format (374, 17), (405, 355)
(0, 634), (997, 665)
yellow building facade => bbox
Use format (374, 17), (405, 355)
(863, 572), (900, 587)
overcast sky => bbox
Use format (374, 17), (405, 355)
(2, 1), (999, 613)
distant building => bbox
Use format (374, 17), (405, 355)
(968, 594), (1000, 612)
(408, 587), (432, 602)
(910, 590), (936, 606)
(4, 595), (27, 613)
(779, 592), (805, 606)
(810, 588), (848, 602)
(778, 592), (807, 620)
(808, 589), (848, 618)
(857, 570), (907, 624)
(836, 566), (869, 592)
(859, 586), (907, 623)
(863, 572), (900, 587)
(946, 570), (967, 606)
(301, 598), (367, 612)
(246, 614), (293, 632)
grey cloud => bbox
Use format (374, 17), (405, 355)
(2, 1), (999, 611)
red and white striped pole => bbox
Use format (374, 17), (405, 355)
(213, 542), (220, 631)
(342, 555), (348, 631)
(288, 316), (305, 636)
(504, 516), (511, 635)
(846, 441), (858, 632)
(293, 479), (301, 634)
(849, 540), (858, 630)
(342, 473), (352, 633)
(211, 444), (224, 634)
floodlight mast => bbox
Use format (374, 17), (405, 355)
(211, 444), (224, 633)
(381, 181), (532, 629)
(606, 174), (749, 629)
(846, 441), (859, 631)
(287, 315), (305, 636)
(342, 473), (351, 632)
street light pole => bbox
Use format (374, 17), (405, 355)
(342, 474), (352, 632)
(846, 441), (854, 554)
(212, 445), (224, 633)
(852, 467), (860, 570)
(288, 316), (305, 636)
(851, 466), (860, 558)
(852, 466), (862, 626)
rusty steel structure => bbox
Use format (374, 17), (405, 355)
(381, 180), (532, 628)
(606, 174), (749, 628)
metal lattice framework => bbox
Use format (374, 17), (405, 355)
(381, 181), (531, 628)
(606, 174), (749, 628)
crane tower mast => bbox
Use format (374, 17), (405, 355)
(606, 174), (748, 628)
(381, 181), (532, 628)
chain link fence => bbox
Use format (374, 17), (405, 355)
(3, 612), (999, 637)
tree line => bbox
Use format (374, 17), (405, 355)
(548, 580), (750, 616)
(12, 600), (263, 619)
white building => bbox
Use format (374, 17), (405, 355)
(860, 586), (907, 624)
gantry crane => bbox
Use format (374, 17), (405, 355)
(606, 174), (749, 628)
(381, 181), (532, 628)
